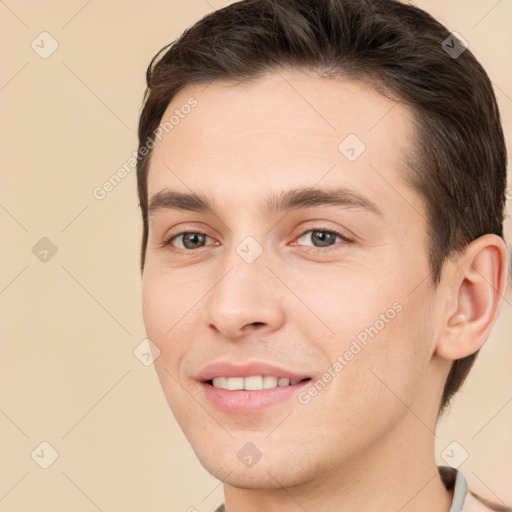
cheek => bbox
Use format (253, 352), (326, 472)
(141, 273), (191, 374)
(142, 270), (192, 341)
(141, 279), (167, 344)
(309, 272), (431, 409)
(296, 268), (398, 351)
(142, 280), (171, 375)
(342, 299), (432, 414)
(142, 275), (194, 427)
(141, 270), (203, 393)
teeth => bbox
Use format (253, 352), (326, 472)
(263, 375), (278, 389)
(211, 375), (304, 390)
(227, 377), (244, 390)
(244, 375), (262, 390)
(212, 377), (228, 389)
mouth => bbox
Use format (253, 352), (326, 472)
(205, 375), (312, 390)
(199, 376), (313, 414)
(195, 361), (313, 414)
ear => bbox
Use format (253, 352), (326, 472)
(434, 234), (509, 360)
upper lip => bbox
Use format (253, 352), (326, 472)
(195, 361), (311, 382)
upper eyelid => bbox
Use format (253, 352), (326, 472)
(294, 228), (351, 242)
(165, 231), (214, 246)
(164, 219), (353, 239)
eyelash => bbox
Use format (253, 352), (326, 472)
(161, 227), (354, 254)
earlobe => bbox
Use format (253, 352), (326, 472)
(435, 234), (508, 361)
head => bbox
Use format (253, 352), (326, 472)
(137, 0), (508, 490)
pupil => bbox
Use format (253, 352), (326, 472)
(185, 233), (204, 248)
(313, 230), (334, 247)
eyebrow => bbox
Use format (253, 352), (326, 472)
(147, 186), (383, 218)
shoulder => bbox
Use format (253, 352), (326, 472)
(438, 465), (511, 512)
(465, 490), (512, 512)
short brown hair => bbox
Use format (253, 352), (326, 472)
(136, 0), (507, 415)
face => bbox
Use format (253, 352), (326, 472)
(142, 70), (441, 489)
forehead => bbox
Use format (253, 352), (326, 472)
(146, 69), (421, 221)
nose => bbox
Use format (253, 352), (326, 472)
(203, 246), (287, 340)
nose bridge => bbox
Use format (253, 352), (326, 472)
(204, 234), (285, 336)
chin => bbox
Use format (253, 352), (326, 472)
(202, 461), (302, 490)
(193, 446), (318, 490)
(213, 468), (280, 489)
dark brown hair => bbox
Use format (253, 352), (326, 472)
(136, 0), (507, 416)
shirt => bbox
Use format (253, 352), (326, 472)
(213, 465), (503, 512)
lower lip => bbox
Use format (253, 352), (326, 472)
(199, 380), (312, 414)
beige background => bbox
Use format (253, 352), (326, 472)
(1, 0), (511, 510)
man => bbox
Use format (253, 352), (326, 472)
(136, 0), (510, 510)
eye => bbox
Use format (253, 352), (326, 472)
(161, 227), (353, 254)
(293, 228), (353, 250)
(163, 231), (216, 251)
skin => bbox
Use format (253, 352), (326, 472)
(141, 69), (508, 511)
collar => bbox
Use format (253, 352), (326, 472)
(438, 465), (469, 512)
